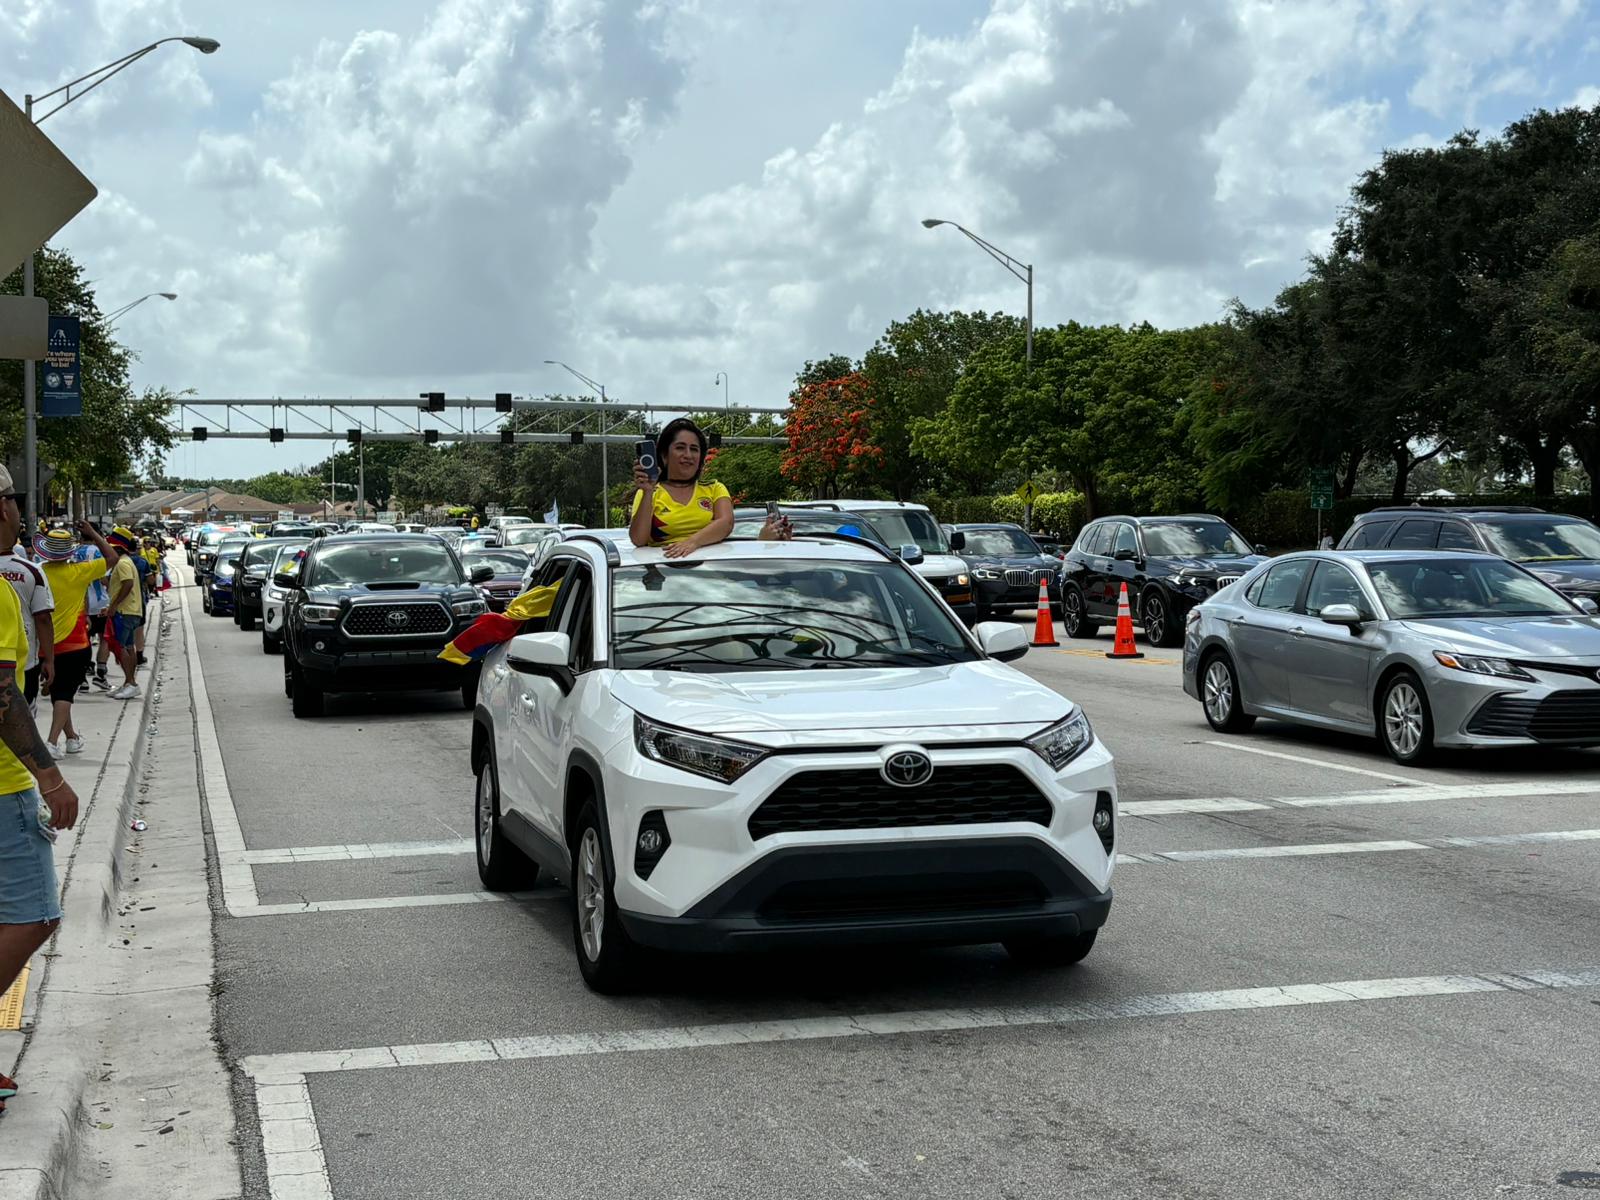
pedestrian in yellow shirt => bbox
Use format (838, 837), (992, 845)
(104, 529), (144, 700)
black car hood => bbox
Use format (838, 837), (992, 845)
(1153, 554), (1266, 576)
(305, 582), (465, 600)
(966, 556), (1059, 570)
(1523, 560), (1600, 591)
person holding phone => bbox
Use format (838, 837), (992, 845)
(629, 418), (790, 558)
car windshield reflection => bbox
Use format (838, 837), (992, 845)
(1366, 558), (1575, 619)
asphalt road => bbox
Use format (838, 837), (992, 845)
(180, 576), (1600, 1199)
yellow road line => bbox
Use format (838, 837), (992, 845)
(1050, 646), (1179, 666)
(0, 964), (28, 1030)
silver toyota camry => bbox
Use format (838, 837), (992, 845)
(1182, 550), (1600, 766)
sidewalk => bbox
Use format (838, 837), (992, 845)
(0, 583), (240, 1200)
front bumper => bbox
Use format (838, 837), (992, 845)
(208, 579), (235, 612)
(1442, 667), (1600, 747)
(296, 640), (469, 694)
(619, 837), (1112, 953)
(974, 578), (1061, 610)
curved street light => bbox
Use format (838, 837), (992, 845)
(921, 217), (1033, 365)
(105, 291), (178, 328)
(21, 34), (220, 526)
(713, 371), (729, 409)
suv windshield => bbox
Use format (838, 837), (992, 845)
(731, 512), (888, 544)
(1140, 521), (1254, 557)
(462, 550), (528, 574)
(857, 509), (946, 555)
(962, 529), (1041, 557)
(1366, 558), (1573, 619)
(611, 560), (979, 672)
(309, 542), (463, 587)
(1477, 518), (1600, 563)
(502, 527), (553, 546)
(244, 540), (304, 569)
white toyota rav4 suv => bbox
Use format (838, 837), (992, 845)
(471, 532), (1117, 992)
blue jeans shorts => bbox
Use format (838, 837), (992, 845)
(0, 788), (61, 925)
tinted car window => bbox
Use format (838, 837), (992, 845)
(462, 550), (529, 574)
(1254, 560), (1311, 612)
(961, 529), (1041, 557)
(1111, 524), (1138, 557)
(1344, 520), (1395, 550)
(1304, 562), (1371, 618)
(858, 509), (945, 555)
(1140, 520), (1253, 557)
(1389, 520), (1438, 549)
(1436, 522), (1479, 551)
(1477, 517), (1600, 563)
(1076, 524), (1106, 555)
(1367, 558), (1572, 619)
(309, 542), (462, 586)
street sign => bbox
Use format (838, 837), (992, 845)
(40, 315), (80, 416)
(1309, 468), (1335, 512)
(0, 89), (97, 279)
(1016, 481), (1040, 505)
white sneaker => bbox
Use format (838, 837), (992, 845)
(110, 684), (140, 700)
(65, 736), (85, 755)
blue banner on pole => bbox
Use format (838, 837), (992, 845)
(41, 315), (81, 417)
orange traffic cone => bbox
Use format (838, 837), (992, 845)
(1106, 583), (1144, 659)
(1030, 578), (1059, 647)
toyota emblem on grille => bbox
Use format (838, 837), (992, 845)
(385, 610), (410, 629)
(881, 750), (933, 788)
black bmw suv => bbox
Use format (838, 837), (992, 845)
(280, 534), (493, 718)
(1337, 506), (1600, 600)
(949, 523), (1061, 619)
(1060, 514), (1266, 647)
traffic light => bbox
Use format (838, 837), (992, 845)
(708, 432), (723, 449)
(421, 391), (445, 412)
(269, 427), (285, 443)
(191, 427), (208, 442)
(424, 429), (439, 444)
(570, 431), (584, 445)
(494, 393), (513, 413)
(500, 429), (515, 445)
(347, 429), (362, 446)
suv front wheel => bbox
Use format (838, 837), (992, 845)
(571, 800), (640, 994)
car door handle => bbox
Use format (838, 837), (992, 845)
(1290, 626), (1305, 638)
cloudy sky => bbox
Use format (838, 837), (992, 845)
(4, 0), (1598, 479)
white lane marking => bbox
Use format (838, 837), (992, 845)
(1277, 780), (1600, 808)
(1121, 797), (1271, 816)
(1150, 839), (1428, 862)
(1202, 740), (1418, 785)
(1437, 828), (1600, 848)
(240, 966), (1600, 1081)
(256, 1077), (333, 1200)
(177, 564), (259, 912)
(231, 889), (558, 918)
(238, 838), (475, 865)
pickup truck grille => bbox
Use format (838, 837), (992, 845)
(748, 764), (1051, 840)
(341, 601), (452, 638)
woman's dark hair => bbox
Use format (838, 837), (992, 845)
(656, 418), (708, 484)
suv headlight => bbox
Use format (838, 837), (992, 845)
(1432, 651), (1534, 681)
(452, 598), (487, 618)
(1025, 709), (1094, 770)
(302, 604), (340, 624)
(973, 567), (1003, 580)
(634, 714), (766, 784)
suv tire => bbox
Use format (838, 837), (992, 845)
(1061, 585), (1099, 639)
(475, 752), (538, 891)
(290, 665), (324, 719)
(1378, 670), (1435, 767)
(1004, 929), (1096, 966)
(571, 800), (640, 994)
(1200, 651), (1256, 734)
(262, 630), (279, 655)
(1140, 588), (1182, 648)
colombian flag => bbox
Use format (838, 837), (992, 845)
(438, 581), (562, 666)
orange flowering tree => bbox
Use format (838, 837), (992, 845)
(781, 371), (884, 498)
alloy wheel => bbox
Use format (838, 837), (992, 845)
(1063, 592), (1082, 635)
(577, 828), (605, 962)
(1145, 596), (1166, 644)
(1385, 682), (1424, 758)
(476, 769), (494, 866)
(1204, 659), (1233, 724)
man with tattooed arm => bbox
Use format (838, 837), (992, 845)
(0, 470), (81, 1115)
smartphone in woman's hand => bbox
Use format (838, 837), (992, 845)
(636, 439), (659, 482)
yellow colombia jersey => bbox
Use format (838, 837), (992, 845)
(629, 480), (730, 545)
(0, 585), (35, 793)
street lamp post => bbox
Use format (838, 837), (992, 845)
(105, 291), (177, 329)
(714, 371), (729, 409)
(21, 35), (220, 529)
(544, 360), (609, 524)
(920, 218), (1033, 365)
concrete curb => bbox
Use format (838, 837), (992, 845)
(0, 593), (172, 1200)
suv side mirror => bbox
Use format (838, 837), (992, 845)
(898, 544), (925, 566)
(1255, 544), (1269, 555)
(272, 571), (299, 590)
(974, 621), (1028, 662)
(1113, 547), (1138, 562)
(469, 564), (495, 584)
(507, 631), (575, 693)
(1575, 597), (1599, 616)
(948, 530), (966, 551)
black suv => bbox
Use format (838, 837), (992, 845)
(1337, 506), (1600, 600)
(280, 534), (493, 718)
(234, 537), (308, 631)
(949, 523), (1060, 619)
(1060, 514), (1266, 647)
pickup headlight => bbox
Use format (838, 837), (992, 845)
(216, 563), (235, 578)
(954, 573), (970, 587)
(452, 598), (487, 618)
(1432, 651), (1534, 681)
(634, 714), (766, 784)
(302, 604), (340, 624)
(1025, 708), (1094, 770)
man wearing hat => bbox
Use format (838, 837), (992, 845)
(36, 521), (115, 752)
(0, 468), (81, 1114)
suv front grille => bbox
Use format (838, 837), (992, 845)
(340, 601), (452, 638)
(1215, 575), (1241, 589)
(748, 764), (1051, 840)
(1466, 691), (1600, 742)
(1004, 568), (1052, 586)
